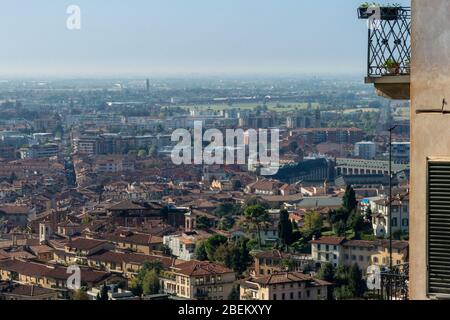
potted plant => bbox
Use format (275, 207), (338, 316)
(358, 2), (401, 20)
(384, 58), (400, 75)
(358, 2), (377, 19)
(405, 59), (411, 74)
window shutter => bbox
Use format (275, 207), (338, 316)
(428, 161), (450, 295)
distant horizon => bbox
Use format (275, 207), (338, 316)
(0, 71), (364, 81)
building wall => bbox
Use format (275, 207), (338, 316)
(240, 281), (328, 301)
(410, 0), (450, 300)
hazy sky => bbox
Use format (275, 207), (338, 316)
(0, 0), (410, 77)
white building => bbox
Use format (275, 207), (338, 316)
(354, 141), (376, 160)
(365, 194), (409, 238)
(310, 237), (346, 268)
(163, 231), (209, 261)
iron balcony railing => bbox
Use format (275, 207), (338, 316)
(369, 263), (409, 300)
(358, 6), (411, 77)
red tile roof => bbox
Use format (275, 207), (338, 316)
(173, 260), (234, 277)
(245, 272), (331, 286)
(310, 237), (346, 245)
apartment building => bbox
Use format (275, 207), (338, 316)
(311, 237), (408, 272)
(368, 194), (409, 237)
(252, 250), (313, 276)
(161, 260), (236, 300)
(20, 144), (59, 159)
(240, 272), (331, 301)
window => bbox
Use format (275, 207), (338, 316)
(282, 293), (285, 300)
(298, 291), (302, 299)
(290, 292), (294, 300)
(306, 290), (310, 298)
(273, 294), (277, 300)
(391, 218), (398, 227)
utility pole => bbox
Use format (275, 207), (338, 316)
(388, 125), (397, 270)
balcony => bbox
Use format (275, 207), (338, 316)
(358, 6), (411, 100)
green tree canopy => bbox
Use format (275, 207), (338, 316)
(243, 204), (271, 248)
(317, 263), (335, 283)
(343, 185), (358, 213)
(278, 209), (293, 247)
(142, 269), (160, 296)
(204, 235), (228, 261)
(301, 211), (323, 239)
(195, 241), (208, 261)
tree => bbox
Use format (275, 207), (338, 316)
(218, 216), (235, 231)
(148, 145), (157, 157)
(130, 276), (143, 297)
(196, 216), (211, 230)
(278, 209), (293, 247)
(97, 284), (109, 301)
(226, 239), (252, 274)
(365, 206), (373, 222)
(228, 286), (240, 300)
(301, 211), (323, 239)
(137, 149), (147, 157)
(333, 220), (347, 237)
(347, 211), (365, 239)
(8, 172), (17, 184)
(348, 263), (365, 297)
(281, 258), (295, 271)
(333, 285), (354, 300)
(72, 289), (89, 300)
(213, 203), (241, 218)
(142, 269), (160, 295)
(204, 235), (228, 261)
(130, 260), (163, 297)
(317, 263), (335, 282)
(195, 241), (208, 261)
(343, 185), (358, 213)
(243, 204), (271, 248)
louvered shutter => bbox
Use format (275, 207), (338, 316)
(428, 161), (450, 295)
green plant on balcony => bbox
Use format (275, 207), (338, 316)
(358, 2), (401, 20)
(384, 58), (400, 75)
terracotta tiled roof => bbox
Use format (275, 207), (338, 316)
(0, 205), (30, 215)
(66, 238), (106, 251)
(108, 200), (146, 211)
(246, 272), (332, 286)
(88, 250), (175, 268)
(0, 259), (52, 277)
(173, 260), (233, 276)
(310, 237), (346, 246)
(253, 250), (289, 260)
(1, 283), (57, 297)
(103, 232), (163, 246)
